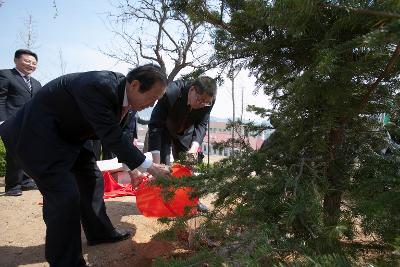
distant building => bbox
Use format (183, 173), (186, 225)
(135, 120), (265, 158)
(202, 121), (265, 157)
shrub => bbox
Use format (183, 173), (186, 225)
(0, 138), (5, 177)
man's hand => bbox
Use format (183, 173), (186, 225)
(147, 163), (171, 178)
(129, 169), (145, 187)
(187, 141), (200, 154)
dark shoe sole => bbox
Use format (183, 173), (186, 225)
(87, 234), (131, 246)
(5, 191), (22, 196)
(21, 185), (38, 191)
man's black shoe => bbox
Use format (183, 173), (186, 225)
(197, 202), (209, 213)
(21, 182), (38, 191)
(87, 228), (131, 246)
(5, 187), (23, 196)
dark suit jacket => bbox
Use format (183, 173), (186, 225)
(123, 110), (149, 139)
(0, 68), (42, 121)
(148, 80), (213, 151)
(0, 71), (145, 178)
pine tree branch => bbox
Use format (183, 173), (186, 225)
(354, 43), (400, 119)
(183, 1), (231, 31)
(320, 3), (400, 19)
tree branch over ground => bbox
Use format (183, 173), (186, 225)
(348, 43), (400, 123)
(320, 3), (400, 19)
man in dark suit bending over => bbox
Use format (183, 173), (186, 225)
(148, 76), (217, 165)
(0, 49), (42, 196)
(0, 64), (171, 267)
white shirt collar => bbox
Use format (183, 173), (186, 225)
(15, 68), (29, 78)
(123, 86), (129, 107)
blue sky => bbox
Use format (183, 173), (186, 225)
(0, 0), (270, 120)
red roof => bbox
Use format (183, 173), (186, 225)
(209, 121), (228, 128)
(204, 132), (264, 150)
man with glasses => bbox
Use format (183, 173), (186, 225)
(148, 76), (217, 165)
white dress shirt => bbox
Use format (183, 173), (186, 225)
(122, 87), (152, 172)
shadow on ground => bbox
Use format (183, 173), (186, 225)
(0, 198), (179, 267)
(0, 239), (179, 267)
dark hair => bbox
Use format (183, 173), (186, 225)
(14, 49), (38, 61)
(126, 64), (167, 93)
(192, 76), (217, 98)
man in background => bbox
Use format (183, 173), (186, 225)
(147, 76), (216, 213)
(148, 76), (217, 165)
(0, 49), (42, 196)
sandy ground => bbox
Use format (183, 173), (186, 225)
(0, 176), (186, 267)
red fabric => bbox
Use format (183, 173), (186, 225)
(102, 164), (199, 218)
(103, 171), (137, 199)
(135, 164), (199, 217)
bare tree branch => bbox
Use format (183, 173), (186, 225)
(52, 0), (59, 19)
(58, 48), (67, 75)
(18, 14), (38, 50)
(101, 0), (216, 82)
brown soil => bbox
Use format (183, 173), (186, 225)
(0, 177), (187, 267)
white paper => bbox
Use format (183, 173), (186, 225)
(96, 157), (125, 172)
(96, 152), (153, 172)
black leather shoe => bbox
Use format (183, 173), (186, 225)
(5, 188), (22, 196)
(87, 228), (131, 246)
(21, 182), (38, 191)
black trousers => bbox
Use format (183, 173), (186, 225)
(4, 148), (32, 191)
(159, 131), (188, 165)
(35, 148), (114, 266)
(27, 147), (114, 267)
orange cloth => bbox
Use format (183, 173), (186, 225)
(102, 164), (199, 217)
(135, 164), (199, 217)
(103, 171), (137, 199)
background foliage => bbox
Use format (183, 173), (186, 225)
(0, 138), (5, 177)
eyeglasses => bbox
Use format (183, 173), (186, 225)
(193, 89), (213, 107)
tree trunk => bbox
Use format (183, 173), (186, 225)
(323, 126), (346, 227)
(231, 74), (235, 153)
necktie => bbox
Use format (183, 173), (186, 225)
(23, 76), (32, 90)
